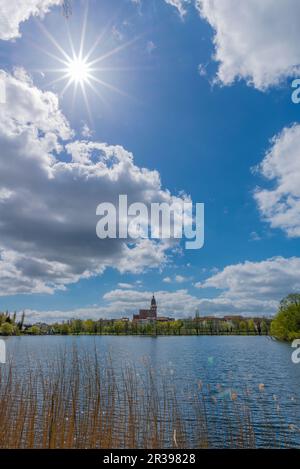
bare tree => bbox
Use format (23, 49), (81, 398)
(63, 0), (72, 18)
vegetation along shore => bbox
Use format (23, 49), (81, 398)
(1, 294), (300, 339)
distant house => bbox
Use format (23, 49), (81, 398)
(223, 316), (244, 321)
(156, 316), (174, 323)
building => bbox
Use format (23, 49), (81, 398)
(132, 295), (174, 324)
(156, 316), (174, 323)
(133, 295), (158, 323)
(223, 316), (244, 321)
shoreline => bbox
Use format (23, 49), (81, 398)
(1, 332), (271, 337)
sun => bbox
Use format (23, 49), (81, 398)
(36, 5), (138, 120)
(66, 56), (91, 84)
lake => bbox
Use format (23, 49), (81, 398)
(1, 335), (300, 448)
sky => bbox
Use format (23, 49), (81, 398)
(0, 0), (300, 322)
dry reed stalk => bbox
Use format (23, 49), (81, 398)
(0, 348), (296, 449)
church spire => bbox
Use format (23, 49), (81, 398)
(150, 294), (157, 318)
(151, 294), (156, 306)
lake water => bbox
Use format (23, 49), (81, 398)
(1, 335), (300, 448)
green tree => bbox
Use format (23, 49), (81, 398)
(271, 295), (300, 341)
(19, 311), (25, 330)
(27, 325), (41, 335)
(83, 319), (96, 334)
(59, 323), (71, 335)
(114, 320), (126, 335)
(247, 319), (255, 335)
(0, 322), (14, 336)
(239, 320), (247, 335)
(194, 310), (200, 335)
(260, 320), (269, 335)
(279, 293), (300, 310)
(70, 319), (83, 334)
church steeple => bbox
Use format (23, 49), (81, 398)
(150, 294), (157, 318)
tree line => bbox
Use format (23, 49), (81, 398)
(0, 313), (271, 336)
(2, 293), (299, 340)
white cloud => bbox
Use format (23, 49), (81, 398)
(21, 255), (300, 322)
(195, 256), (300, 315)
(197, 63), (207, 77)
(196, 0), (300, 90)
(249, 231), (261, 242)
(146, 41), (156, 55)
(163, 274), (190, 284)
(111, 25), (123, 42)
(117, 283), (135, 289)
(81, 123), (93, 138)
(0, 69), (186, 296)
(24, 288), (201, 323)
(163, 276), (172, 283)
(175, 274), (189, 283)
(103, 288), (199, 316)
(254, 124), (300, 237)
(0, 0), (61, 41)
(164, 0), (190, 18)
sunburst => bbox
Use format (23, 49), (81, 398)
(35, 4), (139, 120)
(66, 56), (91, 84)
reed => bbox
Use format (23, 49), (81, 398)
(0, 348), (297, 448)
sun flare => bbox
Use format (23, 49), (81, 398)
(37, 5), (137, 120)
(66, 56), (91, 84)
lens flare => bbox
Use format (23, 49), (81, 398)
(35, 5), (138, 120)
(66, 57), (91, 84)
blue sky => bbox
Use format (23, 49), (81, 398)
(1, 0), (300, 321)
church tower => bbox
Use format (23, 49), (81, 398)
(150, 294), (157, 318)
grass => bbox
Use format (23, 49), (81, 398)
(0, 348), (298, 448)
